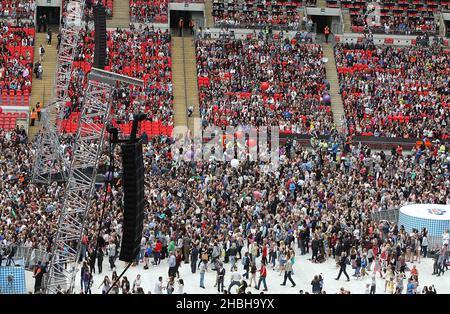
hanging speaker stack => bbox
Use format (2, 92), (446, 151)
(93, 4), (107, 69)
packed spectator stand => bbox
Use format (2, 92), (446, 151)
(0, 0), (449, 296)
(335, 42), (450, 139)
(130, 0), (169, 23)
(196, 32), (333, 135)
(212, 0), (308, 30)
(61, 26), (174, 137)
(327, 0), (442, 35)
(0, 20), (34, 130)
(0, 0), (35, 20)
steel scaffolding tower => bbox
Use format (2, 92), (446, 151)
(45, 68), (144, 294)
(32, 0), (86, 184)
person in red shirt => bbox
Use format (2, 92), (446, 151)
(154, 240), (162, 265)
(261, 241), (268, 265)
(255, 261), (268, 291)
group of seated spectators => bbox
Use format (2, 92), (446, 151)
(212, 0), (305, 30)
(196, 31), (333, 135)
(353, 14), (437, 35)
(0, 123), (449, 294)
(330, 0), (441, 35)
(130, 0), (168, 24)
(0, 22), (34, 93)
(335, 42), (450, 139)
(0, 0), (35, 20)
(64, 26), (173, 127)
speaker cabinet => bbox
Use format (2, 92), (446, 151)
(119, 141), (145, 262)
(93, 4), (107, 69)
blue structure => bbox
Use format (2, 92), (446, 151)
(398, 204), (450, 237)
(0, 264), (26, 294)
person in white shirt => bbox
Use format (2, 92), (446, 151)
(132, 274), (142, 293)
(228, 270), (242, 294)
(154, 276), (163, 294)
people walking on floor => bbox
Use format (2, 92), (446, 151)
(255, 261), (268, 291)
(335, 252), (350, 281)
(217, 264), (225, 293)
(228, 268), (242, 294)
(281, 253), (296, 287)
(199, 260), (207, 289)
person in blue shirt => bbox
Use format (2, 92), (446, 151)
(406, 278), (416, 294)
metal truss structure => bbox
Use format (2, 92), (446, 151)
(45, 68), (144, 294)
(32, 0), (86, 184)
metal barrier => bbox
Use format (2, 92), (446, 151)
(371, 208), (399, 223)
(1, 245), (52, 271)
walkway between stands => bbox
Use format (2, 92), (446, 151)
(323, 43), (345, 133)
(107, 0), (130, 28)
(172, 36), (200, 134)
(29, 30), (58, 139)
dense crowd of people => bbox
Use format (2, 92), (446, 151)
(196, 32), (333, 134)
(335, 42), (450, 139)
(130, 0), (168, 23)
(0, 0), (35, 20)
(335, 0), (440, 35)
(353, 15), (437, 35)
(1, 0), (450, 295)
(1, 120), (449, 294)
(63, 26), (173, 126)
(0, 22), (34, 93)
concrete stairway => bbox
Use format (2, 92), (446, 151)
(316, 0), (327, 8)
(204, 0), (214, 28)
(107, 0), (130, 28)
(28, 32), (58, 138)
(322, 44), (345, 133)
(183, 37), (200, 133)
(342, 10), (352, 33)
(171, 37), (200, 134)
(171, 37), (189, 130)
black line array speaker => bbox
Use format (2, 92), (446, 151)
(119, 141), (145, 262)
(93, 4), (107, 69)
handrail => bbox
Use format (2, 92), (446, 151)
(0, 244), (52, 271)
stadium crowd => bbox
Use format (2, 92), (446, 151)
(335, 42), (450, 139)
(0, 0), (35, 20)
(212, 0), (306, 30)
(0, 23), (34, 93)
(63, 26), (173, 126)
(130, 0), (168, 24)
(352, 15), (437, 35)
(1, 121), (449, 293)
(196, 32), (333, 135)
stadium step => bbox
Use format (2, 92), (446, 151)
(204, 0), (213, 28)
(183, 37), (200, 133)
(28, 31), (58, 139)
(438, 13), (446, 37)
(172, 37), (189, 131)
(172, 37), (201, 135)
(322, 44), (345, 133)
(107, 0), (130, 28)
(342, 10), (352, 33)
